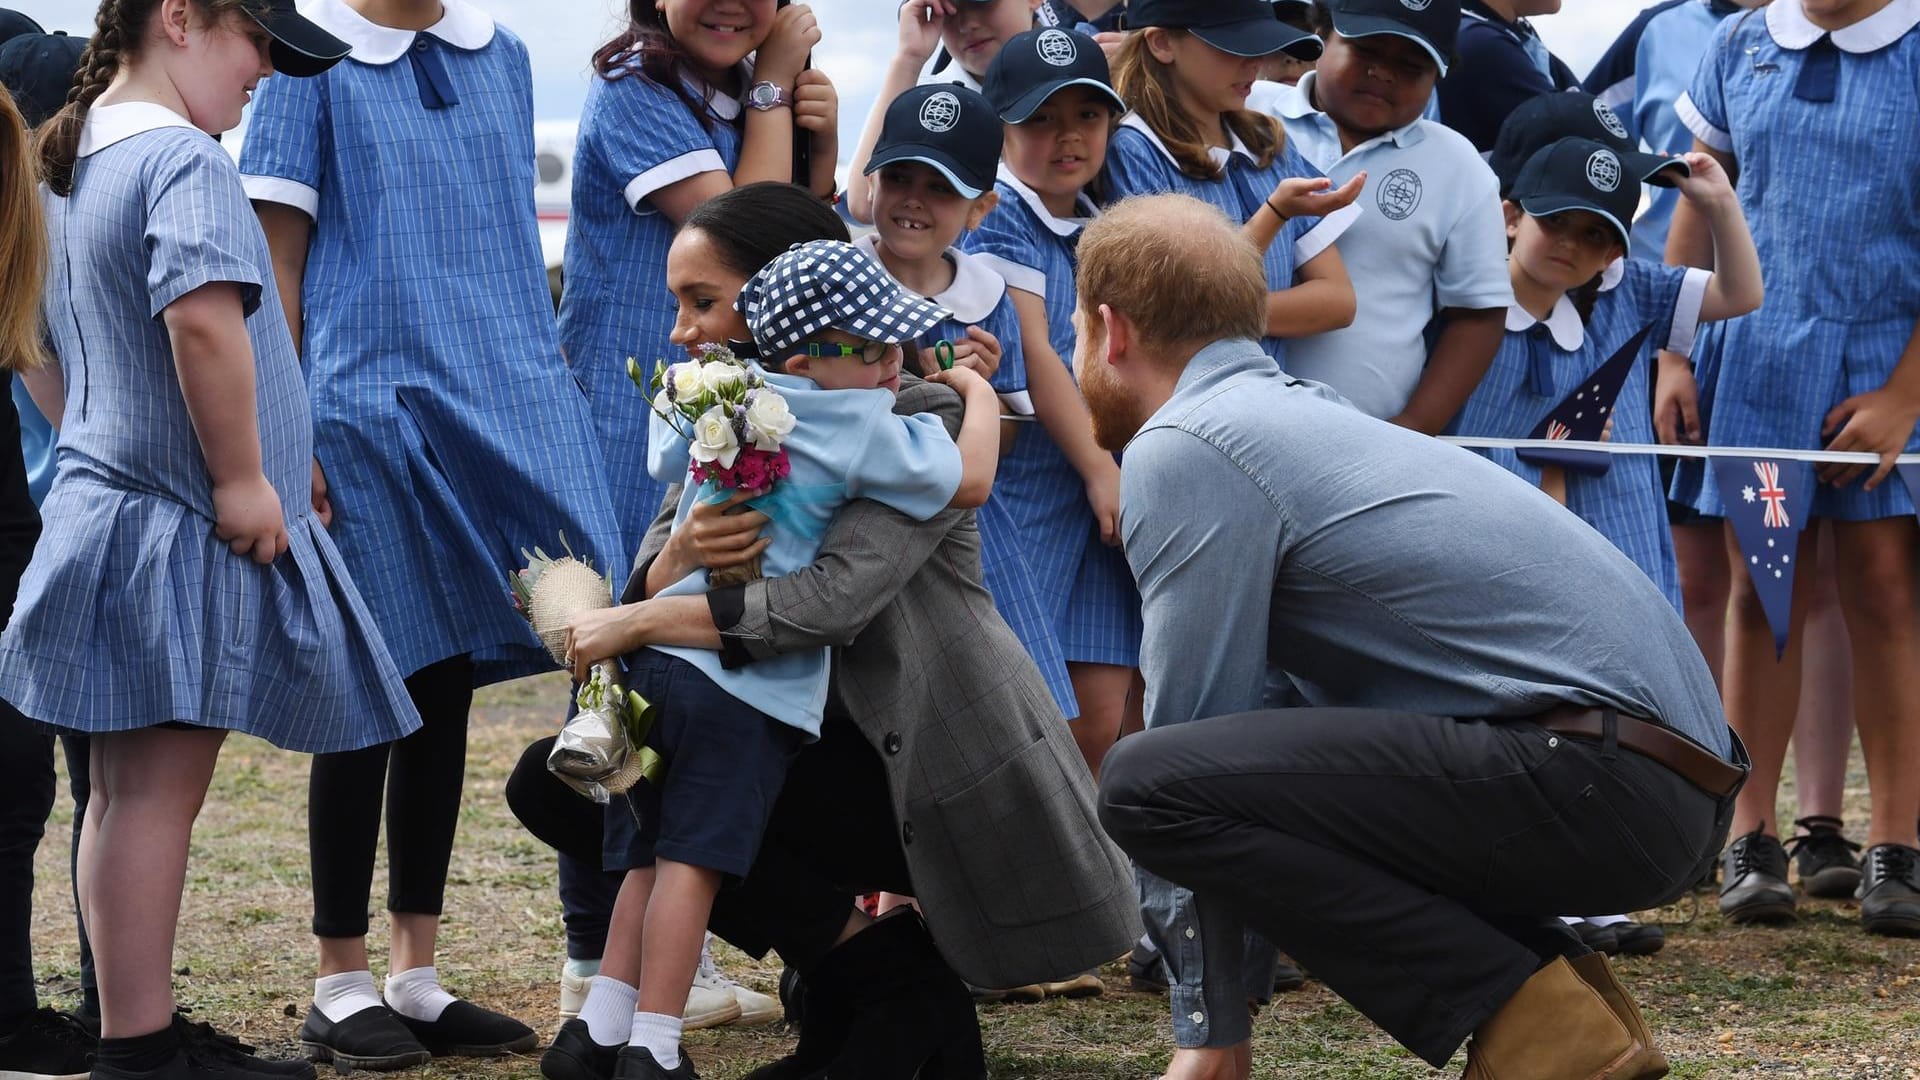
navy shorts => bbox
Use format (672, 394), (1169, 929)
(602, 649), (805, 879)
(1660, 456), (1723, 527)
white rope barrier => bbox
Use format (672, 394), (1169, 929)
(1440, 437), (1920, 466)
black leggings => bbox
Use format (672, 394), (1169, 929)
(0, 711), (93, 1022)
(309, 655), (474, 939)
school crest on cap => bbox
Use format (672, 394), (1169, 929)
(1036, 28), (1078, 66)
(1399, 0), (1433, 10)
(1585, 149), (1622, 193)
(920, 91), (962, 133)
(1593, 98), (1629, 141)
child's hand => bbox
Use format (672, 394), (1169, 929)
(1085, 463), (1122, 547)
(1653, 350), (1703, 445)
(757, 3), (821, 90)
(794, 69), (839, 137)
(214, 473), (290, 565)
(310, 457), (333, 528)
(1267, 172), (1366, 222)
(920, 326), (1002, 381)
(897, 0), (954, 63)
(926, 364), (993, 400)
(1821, 387), (1920, 491)
(1673, 152), (1735, 206)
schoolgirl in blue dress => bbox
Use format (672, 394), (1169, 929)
(1452, 136), (1760, 614)
(1103, 0), (1362, 369)
(0, 3), (417, 1076)
(964, 28), (1142, 776)
(239, 0), (623, 1061)
(560, 0), (839, 556)
(1669, 0), (1920, 935)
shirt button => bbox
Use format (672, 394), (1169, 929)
(1189, 1011), (1205, 1024)
(1531, 326), (1547, 338)
(901, 821), (915, 845)
(884, 731), (903, 755)
(1184, 927), (1196, 939)
(1548, 736), (1559, 748)
(414, 38), (430, 51)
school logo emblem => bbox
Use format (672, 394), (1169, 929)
(920, 91), (962, 133)
(1593, 98), (1629, 141)
(1585, 149), (1622, 193)
(1037, 29), (1078, 67)
(1377, 169), (1422, 221)
(1400, 0), (1433, 9)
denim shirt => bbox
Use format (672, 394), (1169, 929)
(1119, 338), (1726, 1046)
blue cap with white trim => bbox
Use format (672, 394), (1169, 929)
(866, 84), (1003, 199)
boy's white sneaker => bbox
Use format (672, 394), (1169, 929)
(693, 944), (779, 1027)
(558, 963), (592, 1020)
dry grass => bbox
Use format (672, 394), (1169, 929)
(28, 673), (1920, 1078)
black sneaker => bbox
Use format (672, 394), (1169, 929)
(1569, 920), (1621, 955)
(386, 999), (537, 1058)
(1786, 816), (1863, 899)
(95, 1043), (297, 1080)
(612, 1046), (697, 1080)
(1613, 920), (1665, 956)
(297, 1005), (431, 1072)
(541, 1019), (620, 1080)
(1858, 843), (1920, 937)
(0, 1007), (95, 1080)
(1272, 959), (1305, 992)
(173, 1013), (313, 1079)
(1719, 828), (1797, 924)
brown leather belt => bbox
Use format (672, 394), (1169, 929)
(1536, 706), (1744, 798)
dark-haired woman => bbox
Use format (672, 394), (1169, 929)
(559, 0), (840, 556)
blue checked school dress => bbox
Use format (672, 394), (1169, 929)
(558, 65), (746, 556)
(238, 0), (622, 685)
(1452, 258), (1710, 612)
(0, 106), (419, 752)
(851, 236), (1078, 718)
(963, 169), (1141, 673)
(1102, 114), (1358, 369)
(1672, 0), (1920, 521)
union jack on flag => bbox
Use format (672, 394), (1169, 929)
(1754, 461), (1790, 528)
(1545, 420), (1572, 441)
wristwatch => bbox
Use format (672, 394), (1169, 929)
(745, 81), (791, 112)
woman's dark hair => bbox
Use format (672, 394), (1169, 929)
(681, 181), (850, 279)
(591, 0), (725, 132)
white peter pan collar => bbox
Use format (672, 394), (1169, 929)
(995, 162), (1096, 238)
(1120, 112), (1256, 172)
(76, 101), (201, 157)
(302, 0), (495, 65)
(1767, 0), (1920, 53)
(1506, 295), (1586, 350)
(852, 234), (1005, 323)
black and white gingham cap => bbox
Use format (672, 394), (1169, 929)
(737, 241), (953, 360)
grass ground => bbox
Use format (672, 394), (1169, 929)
(28, 673), (1920, 1078)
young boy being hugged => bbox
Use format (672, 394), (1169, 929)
(1262, 0), (1511, 430)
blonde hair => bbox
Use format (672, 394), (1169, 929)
(0, 89), (48, 372)
(1077, 194), (1267, 352)
(1111, 30), (1284, 182)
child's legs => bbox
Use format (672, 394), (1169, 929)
(1725, 522), (1820, 838)
(82, 726), (225, 1037)
(636, 860), (723, 1018)
(1830, 517), (1920, 849)
(599, 867), (656, 988)
(1069, 662), (1139, 781)
(383, 656), (475, 971)
(1673, 518), (1731, 685)
(0, 705), (55, 1023)
(1794, 525), (1855, 823)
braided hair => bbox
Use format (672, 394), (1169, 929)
(37, 0), (258, 197)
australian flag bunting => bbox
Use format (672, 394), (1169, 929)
(1517, 323), (1655, 477)
(1713, 456), (1814, 657)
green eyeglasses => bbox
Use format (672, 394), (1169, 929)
(800, 338), (895, 365)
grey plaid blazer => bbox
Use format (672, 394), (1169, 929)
(632, 376), (1138, 988)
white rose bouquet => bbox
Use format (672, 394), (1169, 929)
(629, 343), (795, 587)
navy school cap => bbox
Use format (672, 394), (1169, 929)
(1326, 0), (1459, 76)
(1128, 0), (1324, 59)
(1510, 137), (1642, 254)
(985, 28), (1125, 123)
(0, 9), (41, 45)
(0, 30), (85, 128)
(1490, 90), (1690, 198)
(866, 83), (1003, 199)
(247, 0), (351, 77)
(738, 240), (953, 360)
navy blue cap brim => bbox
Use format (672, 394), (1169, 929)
(249, 7), (351, 78)
(1189, 18), (1323, 59)
(1627, 151), (1690, 188)
(1327, 12), (1449, 76)
(1518, 194), (1633, 256)
(999, 77), (1126, 123)
(864, 146), (990, 200)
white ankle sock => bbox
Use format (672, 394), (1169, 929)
(578, 976), (639, 1048)
(384, 965), (458, 1022)
(313, 970), (383, 1024)
(629, 1012), (683, 1069)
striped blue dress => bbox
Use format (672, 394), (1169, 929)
(558, 66), (745, 557)
(963, 168), (1141, 672)
(238, 0), (622, 686)
(851, 235), (1078, 718)
(1672, 0), (1920, 520)
(0, 106), (420, 752)
(1101, 113), (1358, 368)
(1452, 259), (1709, 612)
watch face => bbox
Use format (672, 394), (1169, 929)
(749, 83), (780, 108)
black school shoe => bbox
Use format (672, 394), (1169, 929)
(95, 1043), (305, 1080)
(386, 999), (537, 1058)
(173, 1014), (313, 1079)
(1787, 816), (1863, 899)
(1612, 921), (1666, 956)
(0, 1006), (95, 1080)
(297, 1005), (431, 1071)
(612, 1046), (698, 1080)
(1719, 829), (1797, 924)
(1569, 920), (1621, 955)
(541, 1019), (621, 1080)
(1859, 843), (1920, 937)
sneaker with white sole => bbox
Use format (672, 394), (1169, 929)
(556, 953), (740, 1030)
(559, 964), (592, 1021)
(693, 941), (778, 1027)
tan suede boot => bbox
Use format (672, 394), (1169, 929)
(1462, 956), (1642, 1080)
(1570, 953), (1670, 1079)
